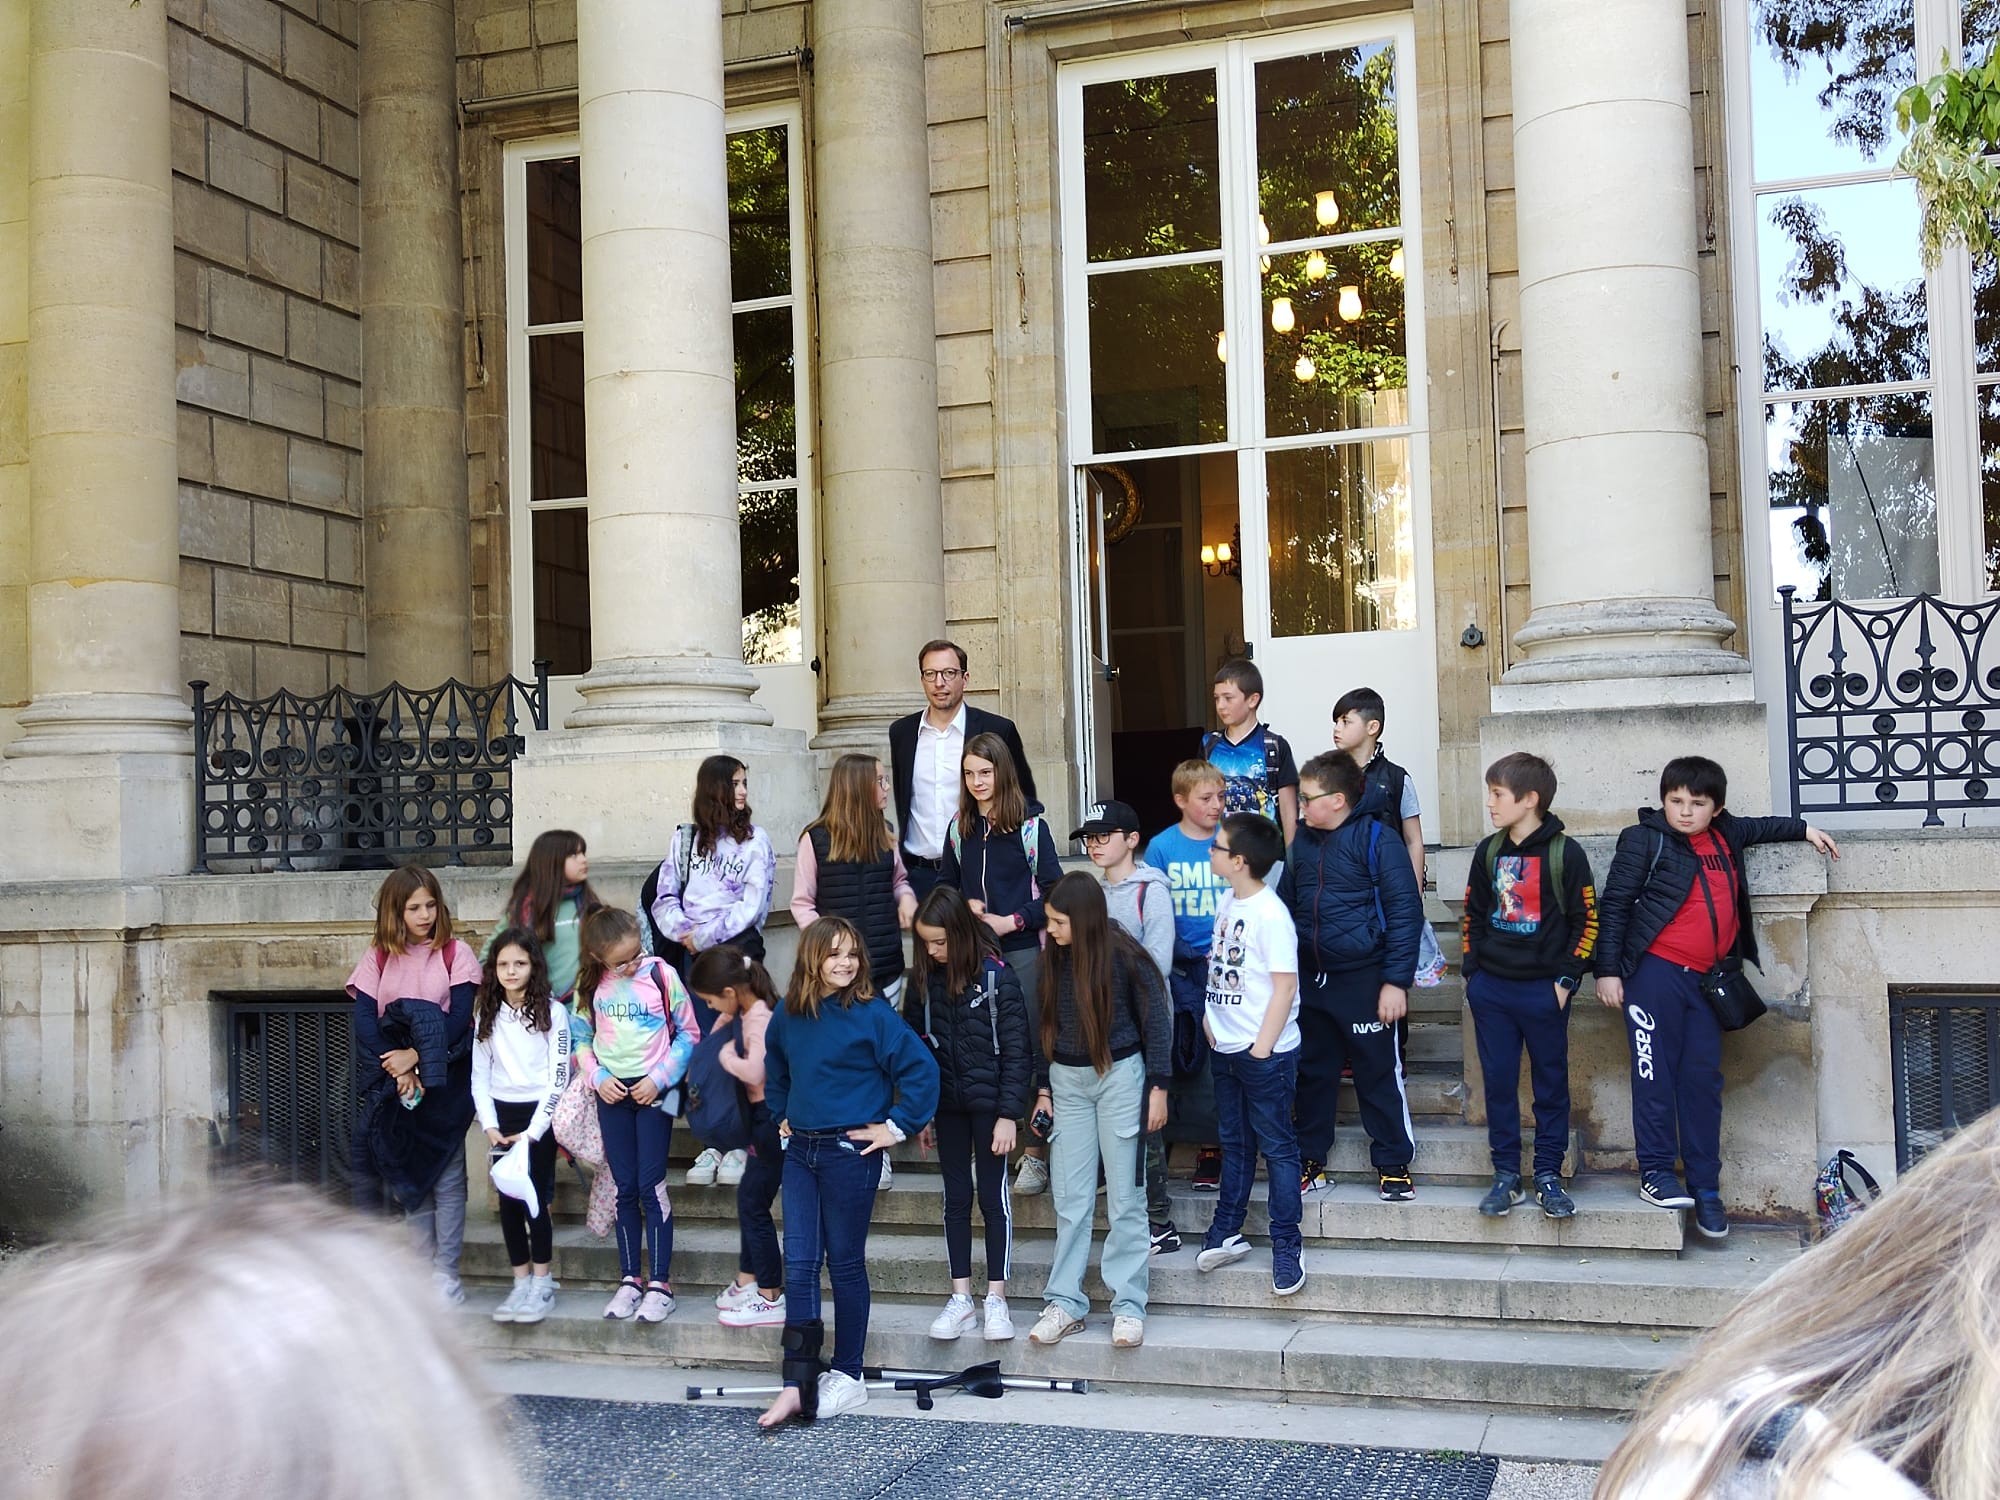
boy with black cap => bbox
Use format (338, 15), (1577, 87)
(1075, 798), (1178, 1249)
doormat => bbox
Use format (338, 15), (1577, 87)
(510, 1394), (1500, 1499)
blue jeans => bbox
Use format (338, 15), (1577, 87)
(598, 1090), (672, 1282)
(736, 1104), (784, 1291)
(1207, 1047), (1302, 1257)
(782, 1130), (881, 1380)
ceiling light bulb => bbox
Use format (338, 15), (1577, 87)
(1337, 285), (1363, 322)
(1294, 354), (1316, 382)
(1305, 250), (1328, 280)
(1315, 191), (1340, 228)
(1270, 297), (1295, 333)
(1389, 244), (1405, 280)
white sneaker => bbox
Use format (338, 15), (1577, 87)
(718, 1292), (786, 1328)
(878, 1155), (894, 1189)
(815, 1368), (870, 1420)
(983, 1295), (1015, 1342)
(929, 1292), (978, 1341)
(1027, 1304), (1084, 1346)
(716, 1279), (758, 1311)
(1112, 1315), (1145, 1348)
(717, 1149), (748, 1186)
(603, 1278), (644, 1320)
(685, 1148), (723, 1186)
(1014, 1155), (1050, 1196)
(1196, 1233), (1252, 1272)
(635, 1283), (675, 1323)
(491, 1278), (533, 1323)
(515, 1276), (556, 1325)
(433, 1271), (467, 1307)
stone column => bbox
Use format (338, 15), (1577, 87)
(1486, 0), (1765, 827)
(1502, 0), (1744, 694)
(0, 0), (30, 750)
(0, 0), (194, 879)
(809, 0), (946, 754)
(358, 0), (470, 688)
(512, 0), (817, 862)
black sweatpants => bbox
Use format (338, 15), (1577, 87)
(935, 1109), (1012, 1282)
(493, 1098), (557, 1266)
(1296, 967), (1415, 1172)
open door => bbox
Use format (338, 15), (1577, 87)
(1073, 467), (1117, 812)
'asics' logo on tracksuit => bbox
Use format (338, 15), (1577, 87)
(1630, 1004), (1657, 1081)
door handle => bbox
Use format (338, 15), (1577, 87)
(1101, 664), (1120, 683)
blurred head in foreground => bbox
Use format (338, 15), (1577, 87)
(0, 1188), (523, 1499)
(1597, 1109), (2000, 1500)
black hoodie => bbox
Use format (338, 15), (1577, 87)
(1460, 814), (1598, 991)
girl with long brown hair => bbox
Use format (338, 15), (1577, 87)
(757, 918), (939, 1427)
(344, 863), (481, 1304)
(939, 732), (1063, 1194)
(792, 753), (917, 998)
(492, 828), (602, 1000)
(1026, 872), (1170, 1354)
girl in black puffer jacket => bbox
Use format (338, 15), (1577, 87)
(906, 885), (1034, 1343)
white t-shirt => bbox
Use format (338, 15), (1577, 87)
(1204, 886), (1300, 1055)
(908, 704), (967, 859)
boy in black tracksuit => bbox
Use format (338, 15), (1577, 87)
(1461, 752), (1598, 1221)
(1278, 751), (1424, 1202)
(1595, 755), (1837, 1241)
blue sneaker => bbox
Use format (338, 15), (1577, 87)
(1272, 1247), (1305, 1297)
(1639, 1171), (1694, 1210)
(1478, 1171), (1525, 1217)
(1693, 1190), (1729, 1240)
(1534, 1173), (1577, 1219)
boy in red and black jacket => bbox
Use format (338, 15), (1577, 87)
(1594, 756), (1837, 1241)
(1461, 752), (1597, 1222)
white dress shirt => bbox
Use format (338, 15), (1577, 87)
(908, 703), (967, 859)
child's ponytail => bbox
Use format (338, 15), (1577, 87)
(686, 945), (781, 1010)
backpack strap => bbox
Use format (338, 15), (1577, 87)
(1367, 820), (1386, 933)
(1549, 834), (1568, 920)
(1835, 1149), (1881, 1201)
(946, 819), (963, 861)
(1200, 730), (1219, 761)
(676, 822), (696, 893)
(1263, 728), (1282, 782)
(1020, 815), (1042, 901)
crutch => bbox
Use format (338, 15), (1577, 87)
(685, 1360), (1090, 1406)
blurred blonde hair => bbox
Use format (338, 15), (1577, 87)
(1597, 1110), (2000, 1500)
(0, 1188), (523, 1500)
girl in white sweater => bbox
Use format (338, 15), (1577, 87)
(471, 925), (570, 1324)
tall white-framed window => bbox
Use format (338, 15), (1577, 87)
(502, 104), (817, 734)
(1056, 20), (1435, 817)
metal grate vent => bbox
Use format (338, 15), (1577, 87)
(226, 995), (355, 1191)
(1889, 990), (2000, 1169)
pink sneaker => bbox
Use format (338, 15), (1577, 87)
(603, 1278), (644, 1320)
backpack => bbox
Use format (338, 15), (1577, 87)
(946, 813), (1047, 900)
(637, 824), (699, 959)
(682, 1014), (752, 1152)
(1814, 1150), (1881, 1240)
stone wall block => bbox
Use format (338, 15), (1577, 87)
(252, 641), (330, 694)
(282, 13), (357, 102)
(247, 212), (323, 295)
(211, 416), (290, 499)
(289, 577), (357, 650)
(206, 119), (286, 212)
(321, 239), (358, 312)
(177, 488), (252, 568)
(181, 634), (255, 693)
(171, 99), (207, 179)
(249, 353), (325, 436)
(177, 410), (216, 485)
(207, 270), (286, 352)
(179, 559), (214, 634)
(285, 296), (360, 379)
(169, 24), (247, 123)
(285, 157), (360, 246)
(204, 0), (285, 69)
(175, 330), (251, 415)
(287, 435), (354, 514)
(213, 565), (289, 636)
(321, 102), (358, 177)
(325, 513), (362, 584)
(173, 179), (250, 269)
(245, 67), (321, 156)
(250, 499), (326, 577)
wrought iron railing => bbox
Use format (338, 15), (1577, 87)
(224, 994), (355, 1190)
(1780, 588), (2000, 826)
(1889, 989), (2000, 1170)
(191, 663), (549, 871)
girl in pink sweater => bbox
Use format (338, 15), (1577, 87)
(687, 945), (788, 1328)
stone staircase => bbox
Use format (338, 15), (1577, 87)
(459, 898), (1802, 1442)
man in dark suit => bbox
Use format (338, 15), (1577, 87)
(889, 639), (1038, 901)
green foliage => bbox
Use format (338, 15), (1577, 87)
(1896, 48), (2000, 267)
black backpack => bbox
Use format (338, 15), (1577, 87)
(682, 1014), (752, 1153)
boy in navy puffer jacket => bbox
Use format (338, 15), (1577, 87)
(1277, 752), (1424, 1202)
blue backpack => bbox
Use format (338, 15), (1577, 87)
(683, 1017), (752, 1152)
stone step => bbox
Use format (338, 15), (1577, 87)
(463, 1219), (1786, 1333)
(461, 1293), (1681, 1414)
(544, 1172), (1688, 1254)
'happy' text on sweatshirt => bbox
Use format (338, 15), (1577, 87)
(575, 956), (700, 1092)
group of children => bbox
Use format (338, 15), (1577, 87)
(343, 657), (1837, 1423)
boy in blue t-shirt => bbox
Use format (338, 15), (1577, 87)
(1202, 658), (1299, 845)
(1139, 759), (1232, 1232)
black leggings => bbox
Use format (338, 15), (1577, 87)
(493, 1099), (557, 1266)
(935, 1109), (1011, 1283)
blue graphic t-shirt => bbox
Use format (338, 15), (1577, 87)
(1201, 725), (1299, 820)
(1141, 824), (1233, 961)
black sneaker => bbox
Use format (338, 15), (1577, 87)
(1377, 1169), (1415, 1202)
(1148, 1222), (1183, 1256)
(1534, 1173), (1577, 1219)
(1693, 1190), (1729, 1240)
(1192, 1147), (1222, 1192)
(1639, 1170), (1695, 1210)
(1299, 1158), (1330, 1197)
(1477, 1171), (1525, 1217)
